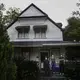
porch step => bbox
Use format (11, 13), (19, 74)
(40, 70), (64, 76)
(40, 76), (66, 80)
(40, 71), (66, 80)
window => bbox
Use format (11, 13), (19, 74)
(18, 32), (29, 39)
(24, 32), (29, 38)
(33, 25), (47, 39)
(35, 32), (40, 39)
(41, 32), (46, 38)
(15, 26), (30, 39)
(35, 32), (46, 39)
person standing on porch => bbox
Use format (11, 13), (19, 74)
(59, 60), (64, 75)
(51, 55), (56, 73)
(43, 57), (50, 76)
(59, 55), (65, 75)
(51, 60), (56, 73)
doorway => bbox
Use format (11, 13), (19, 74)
(40, 51), (49, 68)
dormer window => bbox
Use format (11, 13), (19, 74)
(33, 25), (47, 39)
(15, 26), (30, 39)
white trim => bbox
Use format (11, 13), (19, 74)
(10, 38), (63, 42)
(43, 43), (80, 46)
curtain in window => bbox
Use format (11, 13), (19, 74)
(18, 32), (22, 38)
(16, 26), (30, 39)
(24, 32), (29, 38)
(35, 32), (40, 38)
(41, 32), (46, 38)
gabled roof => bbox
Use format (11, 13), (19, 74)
(7, 3), (63, 31)
(19, 3), (48, 17)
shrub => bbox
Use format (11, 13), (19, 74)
(14, 57), (39, 80)
(64, 61), (80, 80)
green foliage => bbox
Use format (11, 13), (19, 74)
(64, 61), (80, 80)
(14, 57), (39, 80)
(0, 25), (17, 80)
(65, 46), (80, 60)
(64, 46), (80, 79)
(0, 24), (17, 80)
(0, 3), (21, 28)
(73, 0), (80, 17)
(64, 0), (80, 41)
(64, 17), (80, 41)
(0, 3), (20, 80)
(6, 63), (17, 80)
(0, 4), (5, 26)
(4, 7), (21, 26)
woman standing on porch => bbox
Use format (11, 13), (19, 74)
(50, 55), (56, 73)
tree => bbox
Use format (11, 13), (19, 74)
(64, 1), (80, 79)
(64, 0), (80, 41)
(64, 17), (80, 41)
(4, 7), (21, 26)
(0, 3), (20, 80)
(73, 0), (80, 17)
(0, 4), (21, 27)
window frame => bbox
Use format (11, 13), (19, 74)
(18, 31), (29, 39)
(33, 25), (47, 39)
(35, 31), (46, 39)
(16, 26), (30, 39)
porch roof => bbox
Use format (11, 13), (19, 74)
(11, 41), (80, 47)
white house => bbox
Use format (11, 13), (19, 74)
(7, 3), (80, 68)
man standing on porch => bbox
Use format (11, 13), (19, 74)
(43, 57), (50, 76)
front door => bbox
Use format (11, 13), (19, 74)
(40, 51), (49, 68)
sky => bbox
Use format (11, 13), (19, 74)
(0, 0), (79, 27)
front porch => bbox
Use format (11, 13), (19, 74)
(12, 41), (80, 80)
(12, 41), (80, 78)
(14, 46), (65, 70)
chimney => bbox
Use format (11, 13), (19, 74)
(56, 23), (63, 28)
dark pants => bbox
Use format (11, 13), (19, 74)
(44, 67), (50, 76)
(59, 65), (64, 74)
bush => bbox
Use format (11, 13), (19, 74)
(64, 61), (80, 80)
(14, 57), (39, 80)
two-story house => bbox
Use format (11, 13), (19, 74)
(7, 3), (80, 68)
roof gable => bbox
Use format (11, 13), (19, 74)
(7, 3), (63, 31)
(20, 3), (47, 17)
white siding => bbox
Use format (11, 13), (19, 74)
(20, 6), (45, 17)
(7, 18), (63, 41)
(45, 19), (63, 41)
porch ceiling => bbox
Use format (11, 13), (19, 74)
(11, 41), (80, 47)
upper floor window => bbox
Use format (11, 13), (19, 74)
(35, 32), (46, 39)
(15, 26), (30, 39)
(18, 31), (29, 39)
(33, 25), (47, 39)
